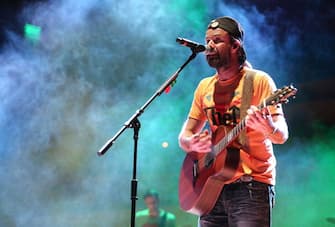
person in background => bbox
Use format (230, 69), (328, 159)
(135, 189), (176, 227)
(178, 16), (290, 226)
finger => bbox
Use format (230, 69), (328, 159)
(254, 110), (264, 120)
(197, 143), (212, 153)
(261, 106), (270, 116)
(192, 132), (201, 139)
(261, 111), (269, 119)
(250, 105), (258, 111)
(247, 108), (253, 115)
(199, 130), (209, 138)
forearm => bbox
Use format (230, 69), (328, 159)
(265, 115), (289, 144)
(178, 120), (200, 152)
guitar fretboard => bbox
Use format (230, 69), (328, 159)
(212, 119), (246, 156)
(211, 99), (269, 157)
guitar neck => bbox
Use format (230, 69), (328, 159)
(213, 118), (246, 155)
(212, 100), (266, 155)
(211, 84), (297, 157)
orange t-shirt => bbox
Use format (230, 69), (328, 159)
(188, 67), (284, 185)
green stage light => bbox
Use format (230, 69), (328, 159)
(24, 23), (41, 43)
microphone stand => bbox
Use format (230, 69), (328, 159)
(97, 49), (199, 227)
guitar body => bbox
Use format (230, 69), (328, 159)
(178, 151), (227, 215)
(179, 127), (239, 215)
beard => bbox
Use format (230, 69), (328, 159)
(206, 52), (231, 69)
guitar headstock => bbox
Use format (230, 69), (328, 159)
(264, 84), (297, 107)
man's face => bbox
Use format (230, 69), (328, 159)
(144, 196), (159, 214)
(205, 28), (233, 69)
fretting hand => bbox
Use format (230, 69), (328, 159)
(246, 105), (277, 136)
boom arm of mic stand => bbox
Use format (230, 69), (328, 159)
(97, 50), (198, 156)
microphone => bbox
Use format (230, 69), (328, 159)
(176, 37), (210, 53)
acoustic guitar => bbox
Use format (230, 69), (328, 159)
(178, 85), (297, 215)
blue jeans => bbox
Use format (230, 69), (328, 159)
(198, 180), (275, 227)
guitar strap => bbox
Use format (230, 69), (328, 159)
(213, 70), (255, 181)
(238, 69), (255, 149)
